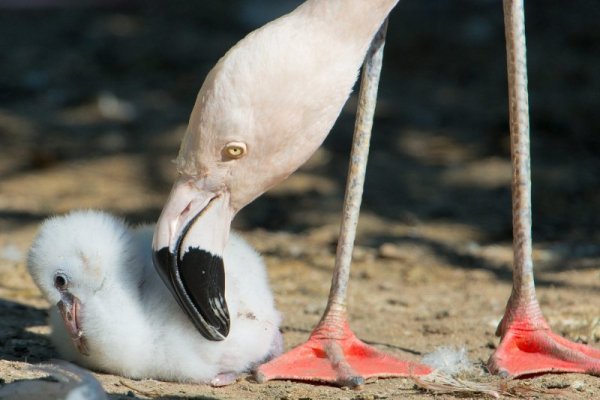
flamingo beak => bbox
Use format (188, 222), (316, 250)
(57, 291), (89, 356)
(152, 179), (235, 341)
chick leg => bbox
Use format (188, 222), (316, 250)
(210, 372), (239, 387)
(488, 0), (600, 377)
(256, 20), (431, 388)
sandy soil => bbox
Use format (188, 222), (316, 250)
(1, 1), (599, 399)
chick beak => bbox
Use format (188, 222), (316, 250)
(152, 179), (235, 341)
(57, 291), (89, 356)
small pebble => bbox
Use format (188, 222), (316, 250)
(378, 243), (406, 260)
(352, 394), (375, 400)
(572, 380), (585, 391)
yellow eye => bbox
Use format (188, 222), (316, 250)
(223, 142), (247, 160)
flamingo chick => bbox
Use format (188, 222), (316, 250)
(27, 210), (282, 386)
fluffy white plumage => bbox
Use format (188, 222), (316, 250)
(27, 210), (282, 384)
(422, 346), (473, 376)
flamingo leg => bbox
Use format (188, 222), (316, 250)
(256, 21), (431, 388)
(488, 0), (600, 378)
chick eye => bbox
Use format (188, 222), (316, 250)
(222, 142), (247, 160)
(54, 272), (69, 291)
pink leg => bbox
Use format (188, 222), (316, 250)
(256, 21), (431, 387)
(488, 0), (600, 378)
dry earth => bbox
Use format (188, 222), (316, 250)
(1, 1), (599, 399)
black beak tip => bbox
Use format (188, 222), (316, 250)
(152, 247), (173, 290)
(152, 246), (230, 341)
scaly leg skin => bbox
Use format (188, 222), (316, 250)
(488, 0), (600, 378)
(256, 21), (431, 388)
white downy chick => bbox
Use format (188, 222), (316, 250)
(27, 210), (282, 385)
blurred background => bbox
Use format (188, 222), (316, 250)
(1, 0), (598, 246)
(0, 0), (600, 247)
(0, 2), (599, 396)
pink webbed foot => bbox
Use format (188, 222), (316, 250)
(488, 318), (600, 378)
(256, 320), (431, 388)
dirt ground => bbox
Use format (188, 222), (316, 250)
(1, 1), (599, 399)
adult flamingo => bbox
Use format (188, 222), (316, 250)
(152, 0), (599, 387)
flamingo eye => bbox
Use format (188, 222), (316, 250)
(222, 142), (247, 160)
(54, 272), (69, 291)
